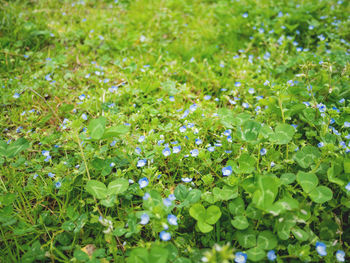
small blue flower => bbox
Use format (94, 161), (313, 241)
(110, 162), (115, 167)
(242, 102), (249, 109)
(140, 213), (150, 225)
(78, 94), (86, 100)
(339, 98), (345, 104)
(204, 95), (212, 100)
(173, 146), (181, 154)
(138, 135), (145, 143)
(179, 125), (187, 133)
(169, 96), (175, 101)
(316, 242), (327, 256)
(181, 177), (192, 183)
(158, 139), (165, 145)
(270, 161), (276, 167)
(48, 172), (55, 178)
(317, 103), (326, 113)
(235, 252), (247, 263)
(110, 140), (117, 147)
(143, 193), (150, 200)
(267, 250), (277, 261)
(235, 82), (241, 87)
(222, 166), (232, 176)
(167, 214), (178, 225)
(242, 12), (248, 18)
(162, 147), (171, 157)
(138, 177), (149, 188)
(190, 149), (199, 157)
(159, 231), (171, 241)
(137, 159), (147, 167)
(260, 148), (267, 156)
(207, 146), (215, 152)
(81, 113), (88, 120)
(55, 181), (62, 188)
(135, 147), (141, 154)
(344, 122), (350, 128)
(168, 194), (176, 201)
(33, 174), (38, 179)
(248, 88), (255, 94)
(163, 198), (172, 207)
(195, 138), (202, 145)
(336, 250), (345, 262)
(345, 182), (350, 191)
(318, 142), (324, 148)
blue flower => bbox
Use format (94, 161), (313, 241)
(162, 147), (171, 157)
(138, 177), (149, 188)
(78, 94), (86, 100)
(138, 135), (145, 143)
(223, 130), (231, 136)
(179, 125), (187, 133)
(81, 113), (88, 120)
(267, 250), (277, 261)
(48, 172), (55, 178)
(317, 103), (326, 113)
(344, 122), (350, 128)
(242, 12), (248, 18)
(173, 146), (181, 154)
(169, 96), (175, 101)
(260, 148), (267, 156)
(190, 149), (199, 157)
(207, 146), (215, 152)
(316, 242), (327, 256)
(55, 181), (62, 188)
(181, 177), (192, 183)
(158, 139), (165, 145)
(195, 139), (202, 145)
(336, 250), (345, 262)
(163, 198), (172, 207)
(204, 95), (212, 100)
(168, 194), (176, 201)
(222, 166), (232, 176)
(345, 182), (350, 191)
(140, 213), (150, 225)
(235, 252), (247, 263)
(167, 214), (178, 225)
(242, 102), (249, 109)
(248, 88), (255, 94)
(159, 231), (171, 241)
(137, 159), (147, 167)
(318, 142), (324, 148)
(135, 147), (141, 154)
(339, 98), (345, 104)
(143, 193), (150, 200)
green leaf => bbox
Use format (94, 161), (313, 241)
(233, 153), (255, 174)
(103, 125), (130, 139)
(197, 220), (213, 233)
(184, 189), (201, 204)
(127, 248), (149, 263)
(269, 123), (295, 144)
(252, 175), (279, 210)
(0, 141), (7, 156)
(149, 247), (169, 263)
(228, 197), (245, 215)
(6, 138), (30, 158)
(189, 204), (206, 221)
(108, 178), (129, 195)
(309, 186), (333, 204)
(239, 120), (261, 141)
(327, 165), (345, 186)
(257, 230), (277, 250)
(246, 247), (265, 262)
(294, 146), (321, 169)
(231, 215), (249, 230)
(88, 117), (106, 140)
(344, 159), (350, 174)
(280, 173), (296, 185)
(86, 180), (107, 199)
(205, 205), (221, 225)
(174, 184), (188, 201)
(213, 186), (238, 201)
(236, 229), (257, 248)
(291, 227), (309, 241)
(296, 172), (318, 193)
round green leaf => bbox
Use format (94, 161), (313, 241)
(236, 229), (257, 248)
(280, 173), (296, 185)
(291, 227), (309, 241)
(86, 180), (107, 199)
(309, 186), (333, 203)
(294, 146), (321, 169)
(246, 247), (265, 262)
(108, 178), (129, 195)
(205, 205), (222, 225)
(197, 221), (213, 233)
(231, 215), (249, 230)
(228, 197), (245, 215)
(189, 204), (206, 221)
(257, 230), (277, 250)
(296, 172), (318, 193)
(88, 117), (106, 140)
(269, 123), (295, 144)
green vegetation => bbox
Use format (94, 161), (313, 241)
(1, 0), (350, 262)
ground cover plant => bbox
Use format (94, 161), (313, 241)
(1, 0), (350, 262)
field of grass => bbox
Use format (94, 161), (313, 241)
(1, 0), (350, 262)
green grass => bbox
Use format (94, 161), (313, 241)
(1, 0), (350, 262)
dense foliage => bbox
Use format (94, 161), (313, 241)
(1, 0), (350, 262)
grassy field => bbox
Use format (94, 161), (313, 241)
(1, 0), (350, 262)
